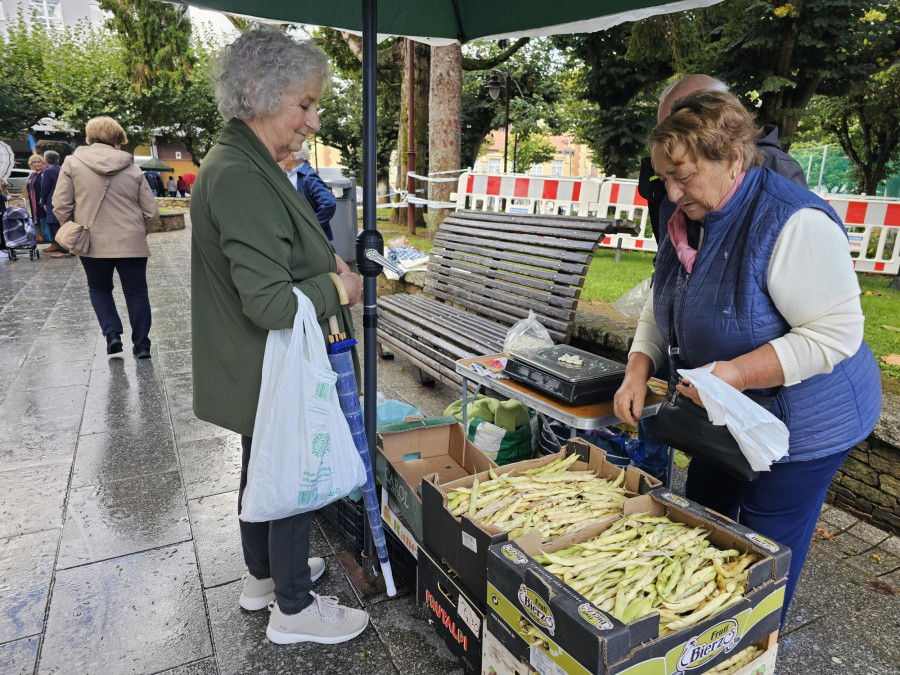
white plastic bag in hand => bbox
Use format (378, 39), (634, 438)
(240, 288), (366, 522)
(677, 364), (790, 471)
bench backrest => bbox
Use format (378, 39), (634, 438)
(425, 210), (616, 344)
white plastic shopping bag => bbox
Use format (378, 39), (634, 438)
(240, 288), (366, 522)
(678, 364), (790, 472)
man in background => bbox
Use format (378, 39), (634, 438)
(40, 150), (71, 258)
(280, 141), (336, 241)
(638, 74), (807, 244)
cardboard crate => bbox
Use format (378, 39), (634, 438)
(484, 490), (790, 675)
(381, 486), (419, 559)
(376, 417), (498, 541)
(419, 546), (485, 675)
(483, 615), (778, 675)
(422, 439), (662, 610)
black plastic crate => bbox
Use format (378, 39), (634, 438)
(319, 495), (418, 593)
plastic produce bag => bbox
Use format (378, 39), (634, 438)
(613, 278), (651, 319)
(240, 288), (366, 522)
(503, 310), (554, 355)
(678, 364), (790, 471)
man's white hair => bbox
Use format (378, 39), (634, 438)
(292, 141), (310, 163)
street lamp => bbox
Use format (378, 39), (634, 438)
(484, 69), (511, 173)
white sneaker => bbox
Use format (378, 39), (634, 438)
(266, 593), (369, 645)
(239, 558), (326, 611)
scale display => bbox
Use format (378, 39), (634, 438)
(505, 345), (627, 405)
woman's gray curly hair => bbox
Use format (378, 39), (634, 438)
(215, 29), (328, 121)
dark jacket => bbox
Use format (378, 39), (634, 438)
(25, 170), (45, 220)
(190, 119), (355, 437)
(652, 168), (881, 461)
(40, 164), (60, 224)
(638, 125), (807, 244)
(295, 162), (336, 241)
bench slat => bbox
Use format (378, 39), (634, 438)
(433, 231), (591, 265)
(429, 238), (588, 275)
(428, 253), (582, 298)
(455, 210), (631, 233)
(425, 267), (578, 313)
(439, 223), (599, 252)
(379, 297), (504, 354)
(442, 215), (608, 242)
(427, 282), (570, 341)
(384, 295), (510, 343)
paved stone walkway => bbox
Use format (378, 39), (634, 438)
(0, 223), (898, 674)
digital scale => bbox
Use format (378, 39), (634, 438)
(504, 345), (627, 405)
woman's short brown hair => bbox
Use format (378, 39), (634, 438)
(648, 89), (763, 170)
(85, 116), (128, 147)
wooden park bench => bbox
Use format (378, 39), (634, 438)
(376, 210), (636, 388)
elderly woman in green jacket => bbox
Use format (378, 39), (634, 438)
(191, 29), (366, 646)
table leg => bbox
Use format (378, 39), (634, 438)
(460, 375), (481, 433)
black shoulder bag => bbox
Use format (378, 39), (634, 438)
(644, 296), (779, 482)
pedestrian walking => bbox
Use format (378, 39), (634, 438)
(176, 175), (188, 197)
(39, 150), (71, 258)
(52, 116), (159, 359)
(166, 175), (177, 197)
(24, 154), (55, 247)
(191, 28), (366, 646)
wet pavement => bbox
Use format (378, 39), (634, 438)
(0, 222), (898, 675)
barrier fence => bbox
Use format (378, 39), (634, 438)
(451, 171), (900, 275)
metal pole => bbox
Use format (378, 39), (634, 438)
(358, 0), (380, 581)
(502, 72), (510, 173)
(512, 132), (518, 174)
(805, 153), (813, 184)
(406, 39), (416, 234)
(816, 145), (828, 193)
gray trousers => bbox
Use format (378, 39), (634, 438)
(239, 435), (315, 614)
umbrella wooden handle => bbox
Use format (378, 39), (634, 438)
(328, 272), (349, 306)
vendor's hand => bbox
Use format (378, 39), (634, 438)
(613, 374), (648, 427)
(340, 271), (362, 307)
(676, 360), (746, 408)
(334, 254), (352, 275)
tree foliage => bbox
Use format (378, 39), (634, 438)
(809, 64), (900, 194)
(555, 25), (674, 177)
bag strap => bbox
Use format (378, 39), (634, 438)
(70, 155), (111, 230)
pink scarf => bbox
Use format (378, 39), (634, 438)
(667, 171), (746, 273)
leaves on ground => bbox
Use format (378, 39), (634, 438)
(864, 580), (896, 596)
(881, 325), (900, 332)
(881, 354), (900, 366)
(814, 526), (837, 540)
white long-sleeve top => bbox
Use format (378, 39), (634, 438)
(629, 208), (865, 386)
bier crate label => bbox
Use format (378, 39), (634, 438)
(577, 602), (614, 631)
(659, 491), (690, 509)
(501, 543), (528, 565)
(744, 532), (779, 553)
(674, 619), (741, 673)
(518, 584), (555, 636)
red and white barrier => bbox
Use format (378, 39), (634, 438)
(451, 171), (900, 275)
(825, 196), (900, 275)
(453, 172), (600, 216)
(595, 179), (658, 253)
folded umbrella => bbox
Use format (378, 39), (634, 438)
(327, 273), (396, 596)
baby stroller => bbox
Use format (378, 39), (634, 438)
(2, 196), (39, 260)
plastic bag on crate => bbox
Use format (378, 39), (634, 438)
(503, 310), (554, 355)
(240, 288), (366, 522)
(612, 278), (651, 319)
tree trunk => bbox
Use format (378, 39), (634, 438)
(427, 43), (461, 235)
(392, 41), (429, 229)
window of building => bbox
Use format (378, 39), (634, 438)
(488, 158), (501, 174)
(32, 0), (63, 29)
(551, 159), (563, 176)
(530, 163), (543, 176)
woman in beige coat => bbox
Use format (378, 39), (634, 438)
(53, 116), (160, 358)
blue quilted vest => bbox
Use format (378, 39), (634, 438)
(653, 168), (881, 461)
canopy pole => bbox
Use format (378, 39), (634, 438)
(355, 0), (383, 584)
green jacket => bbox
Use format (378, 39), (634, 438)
(191, 119), (356, 437)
